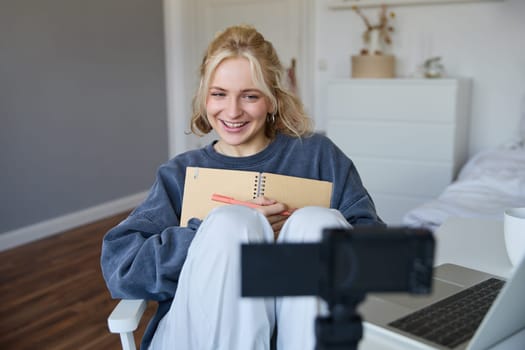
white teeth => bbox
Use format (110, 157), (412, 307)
(223, 120), (246, 128)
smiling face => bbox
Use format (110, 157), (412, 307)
(206, 57), (272, 157)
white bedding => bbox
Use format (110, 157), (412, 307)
(403, 140), (525, 231)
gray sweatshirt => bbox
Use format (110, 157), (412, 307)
(100, 132), (383, 349)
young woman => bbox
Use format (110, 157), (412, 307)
(101, 25), (383, 350)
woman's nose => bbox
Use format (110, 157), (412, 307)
(226, 97), (242, 118)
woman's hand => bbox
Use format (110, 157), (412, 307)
(251, 196), (289, 240)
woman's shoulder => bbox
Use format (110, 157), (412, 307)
(307, 132), (336, 145)
(154, 147), (209, 177)
(280, 131), (328, 144)
(165, 144), (213, 166)
(284, 132), (338, 151)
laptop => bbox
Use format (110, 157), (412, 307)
(359, 257), (525, 349)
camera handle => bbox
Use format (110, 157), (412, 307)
(315, 294), (365, 350)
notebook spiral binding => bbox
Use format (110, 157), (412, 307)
(252, 174), (267, 199)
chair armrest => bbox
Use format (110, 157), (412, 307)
(108, 299), (148, 333)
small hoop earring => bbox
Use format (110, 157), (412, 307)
(267, 113), (276, 124)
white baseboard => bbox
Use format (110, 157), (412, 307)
(0, 191), (148, 252)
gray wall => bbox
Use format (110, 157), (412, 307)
(0, 0), (168, 233)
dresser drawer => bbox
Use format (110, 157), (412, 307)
(352, 157), (453, 197)
(324, 78), (470, 225)
(372, 193), (431, 226)
(325, 79), (458, 123)
(328, 120), (455, 162)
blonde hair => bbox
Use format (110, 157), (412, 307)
(190, 25), (313, 139)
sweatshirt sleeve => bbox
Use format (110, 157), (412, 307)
(100, 163), (199, 302)
(339, 160), (385, 226)
(323, 137), (385, 227)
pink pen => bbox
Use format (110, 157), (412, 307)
(211, 193), (293, 216)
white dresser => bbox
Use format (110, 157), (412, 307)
(324, 79), (471, 225)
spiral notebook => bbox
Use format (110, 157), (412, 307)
(180, 167), (333, 226)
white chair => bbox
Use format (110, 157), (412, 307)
(107, 299), (279, 350)
(107, 299), (148, 350)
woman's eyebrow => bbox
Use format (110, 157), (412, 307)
(209, 87), (261, 93)
(241, 89), (261, 93)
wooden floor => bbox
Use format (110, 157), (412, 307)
(0, 212), (155, 350)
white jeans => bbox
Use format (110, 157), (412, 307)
(150, 205), (350, 350)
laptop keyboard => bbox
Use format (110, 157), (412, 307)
(388, 277), (505, 349)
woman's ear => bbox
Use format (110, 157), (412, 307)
(266, 97), (276, 115)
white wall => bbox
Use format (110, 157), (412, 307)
(314, 0), (525, 157)
(163, 0), (197, 157)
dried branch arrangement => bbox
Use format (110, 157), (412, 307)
(352, 5), (395, 56)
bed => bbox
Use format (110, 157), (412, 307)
(402, 138), (525, 232)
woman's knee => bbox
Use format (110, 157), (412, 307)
(184, 206), (272, 274)
(198, 205), (272, 247)
(280, 207), (350, 242)
(290, 207), (346, 224)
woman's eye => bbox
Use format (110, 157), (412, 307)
(210, 92), (225, 97)
(244, 94), (259, 100)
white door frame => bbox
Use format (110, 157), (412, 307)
(163, 0), (315, 158)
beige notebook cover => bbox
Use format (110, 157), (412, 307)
(180, 167), (333, 226)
